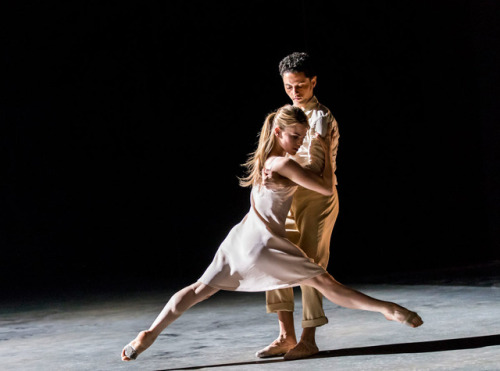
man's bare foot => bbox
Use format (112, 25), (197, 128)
(121, 330), (156, 361)
(384, 305), (423, 328)
(283, 340), (319, 360)
(255, 337), (297, 358)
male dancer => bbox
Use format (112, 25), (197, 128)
(256, 52), (340, 360)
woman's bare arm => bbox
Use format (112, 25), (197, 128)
(271, 131), (335, 196)
(272, 157), (333, 196)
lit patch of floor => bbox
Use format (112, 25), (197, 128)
(1, 284), (499, 370)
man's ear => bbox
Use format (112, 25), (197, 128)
(311, 76), (317, 88)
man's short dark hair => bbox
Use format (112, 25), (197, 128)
(279, 52), (316, 78)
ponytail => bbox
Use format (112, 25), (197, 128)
(239, 111), (277, 187)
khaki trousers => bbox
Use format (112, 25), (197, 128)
(266, 186), (339, 328)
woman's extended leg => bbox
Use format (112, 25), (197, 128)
(121, 281), (219, 361)
(301, 273), (423, 327)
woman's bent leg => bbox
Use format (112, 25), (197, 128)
(301, 273), (423, 327)
(121, 282), (219, 361)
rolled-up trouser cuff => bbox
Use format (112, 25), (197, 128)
(302, 316), (328, 328)
(266, 302), (294, 313)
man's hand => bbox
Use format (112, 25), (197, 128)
(262, 167), (296, 190)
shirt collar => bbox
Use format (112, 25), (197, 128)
(302, 96), (319, 112)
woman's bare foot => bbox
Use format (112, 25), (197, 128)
(121, 330), (157, 361)
(384, 305), (423, 328)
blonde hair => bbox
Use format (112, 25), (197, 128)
(239, 105), (309, 188)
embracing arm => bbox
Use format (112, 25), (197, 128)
(273, 155), (334, 196)
(272, 129), (336, 196)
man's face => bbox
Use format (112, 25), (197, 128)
(282, 72), (317, 108)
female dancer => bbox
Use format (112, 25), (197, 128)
(121, 105), (422, 361)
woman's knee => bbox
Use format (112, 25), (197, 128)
(309, 272), (336, 288)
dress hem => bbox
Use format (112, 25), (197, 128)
(197, 270), (325, 293)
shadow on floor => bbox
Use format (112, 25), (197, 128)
(158, 334), (500, 370)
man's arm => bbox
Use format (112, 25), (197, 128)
(307, 114), (339, 180)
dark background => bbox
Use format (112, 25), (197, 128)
(2, 1), (499, 298)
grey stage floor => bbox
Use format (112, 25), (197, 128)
(2, 267), (500, 371)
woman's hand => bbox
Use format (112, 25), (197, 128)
(262, 168), (296, 190)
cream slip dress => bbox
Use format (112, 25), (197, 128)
(199, 157), (326, 292)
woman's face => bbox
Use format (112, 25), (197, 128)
(276, 124), (307, 155)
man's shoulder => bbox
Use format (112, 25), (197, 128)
(308, 99), (334, 127)
(309, 97), (334, 119)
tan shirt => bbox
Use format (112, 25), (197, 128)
(290, 96), (339, 185)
